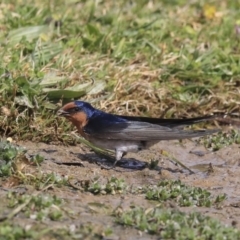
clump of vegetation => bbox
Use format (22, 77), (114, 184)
(200, 130), (240, 151)
(71, 177), (127, 195)
(7, 192), (63, 221)
(0, 140), (44, 177)
(145, 180), (226, 207)
(0, 221), (113, 239)
(86, 177), (127, 195)
(117, 207), (240, 239)
(23, 172), (69, 189)
(0, 223), (39, 239)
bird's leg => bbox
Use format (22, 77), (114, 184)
(113, 150), (124, 167)
(96, 149), (124, 171)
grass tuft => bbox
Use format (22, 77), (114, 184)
(117, 206), (240, 238)
(145, 180), (226, 207)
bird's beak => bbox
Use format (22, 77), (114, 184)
(57, 109), (70, 117)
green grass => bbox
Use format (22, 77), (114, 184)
(0, 222), (110, 240)
(200, 129), (240, 151)
(0, 0), (239, 142)
(7, 192), (63, 221)
(144, 180), (226, 207)
(117, 206), (240, 239)
(0, 140), (44, 177)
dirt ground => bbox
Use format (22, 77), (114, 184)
(1, 136), (240, 239)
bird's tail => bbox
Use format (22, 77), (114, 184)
(168, 128), (219, 140)
(119, 115), (215, 128)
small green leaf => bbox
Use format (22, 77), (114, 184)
(8, 25), (49, 45)
(87, 24), (101, 36)
(43, 89), (87, 99)
(40, 72), (67, 87)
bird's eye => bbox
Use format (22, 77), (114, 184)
(68, 107), (80, 114)
(74, 107), (80, 112)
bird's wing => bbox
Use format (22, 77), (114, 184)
(84, 120), (219, 141)
(115, 115), (215, 128)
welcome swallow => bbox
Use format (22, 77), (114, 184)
(57, 101), (219, 166)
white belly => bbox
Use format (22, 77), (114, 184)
(88, 137), (158, 152)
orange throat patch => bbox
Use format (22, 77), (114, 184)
(66, 111), (88, 138)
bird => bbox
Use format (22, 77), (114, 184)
(57, 101), (219, 166)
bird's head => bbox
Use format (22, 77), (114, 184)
(57, 101), (95, 127)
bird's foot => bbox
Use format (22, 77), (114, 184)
(95, 161), (123, 172)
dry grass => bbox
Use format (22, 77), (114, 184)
(0, 0), (240, 142)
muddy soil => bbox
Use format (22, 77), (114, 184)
(1, 138), (240, 239)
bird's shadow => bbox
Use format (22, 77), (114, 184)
(56, 151), (186, 173)
(76, 152), (147, 170)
